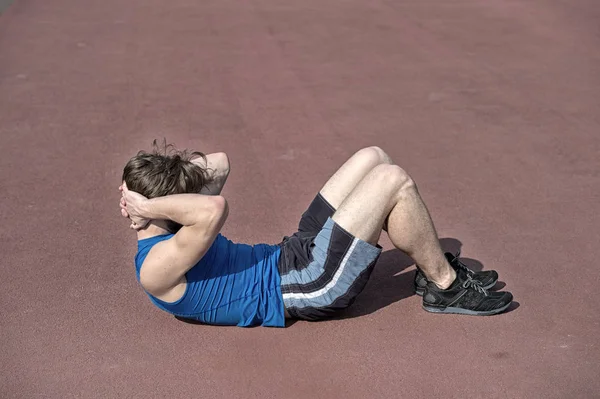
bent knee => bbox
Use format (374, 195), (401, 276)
(354, 146), (392, 167)
(372, 164), (415, 191)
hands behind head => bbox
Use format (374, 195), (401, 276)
(119, 182), (150, 231)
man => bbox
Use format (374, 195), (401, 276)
(119, 141), (513, 327)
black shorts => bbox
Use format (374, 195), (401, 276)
(278, 194), (382, 321)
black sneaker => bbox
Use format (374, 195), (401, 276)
(422, 269), (513, 315)
(414, 251), (498, 296)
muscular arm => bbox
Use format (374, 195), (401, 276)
(140, 194), (226, 226)
(121, 186), (229, 296)
(194, 152), (230, 195)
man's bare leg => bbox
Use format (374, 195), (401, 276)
(331, 164), (455, 288)
(330, 164), (513, 315)
(295, 147), (511, 315)
(316, 147), (453, 287)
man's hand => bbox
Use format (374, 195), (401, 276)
(119, 182), (151, 230)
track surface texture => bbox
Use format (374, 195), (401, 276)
(1, 1), (599, 398)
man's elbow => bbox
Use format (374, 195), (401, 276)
(208, 195), (229, 225)
(213, 152), (230, 176)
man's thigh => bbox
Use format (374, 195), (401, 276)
(331, 164), (405, 245)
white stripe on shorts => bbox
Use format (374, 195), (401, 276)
(281, 237), (359, 300)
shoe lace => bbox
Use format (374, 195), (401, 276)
(451, 252), (475, 276)
(462, 276), (489, 296)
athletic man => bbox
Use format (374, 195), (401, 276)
(119, 141), (513, 327)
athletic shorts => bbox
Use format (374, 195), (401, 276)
(278, 194), (382, 321)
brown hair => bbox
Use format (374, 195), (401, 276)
(122, 139), (211, 232)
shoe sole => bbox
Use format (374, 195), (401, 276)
(415, 280), (497, 297)
(422, 301), (511, 316)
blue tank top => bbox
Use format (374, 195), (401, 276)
(134, 234), (285, 327)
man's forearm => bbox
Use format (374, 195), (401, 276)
(141, 194), (223, 226)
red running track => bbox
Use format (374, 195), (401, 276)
(1, 0), (599, 398)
